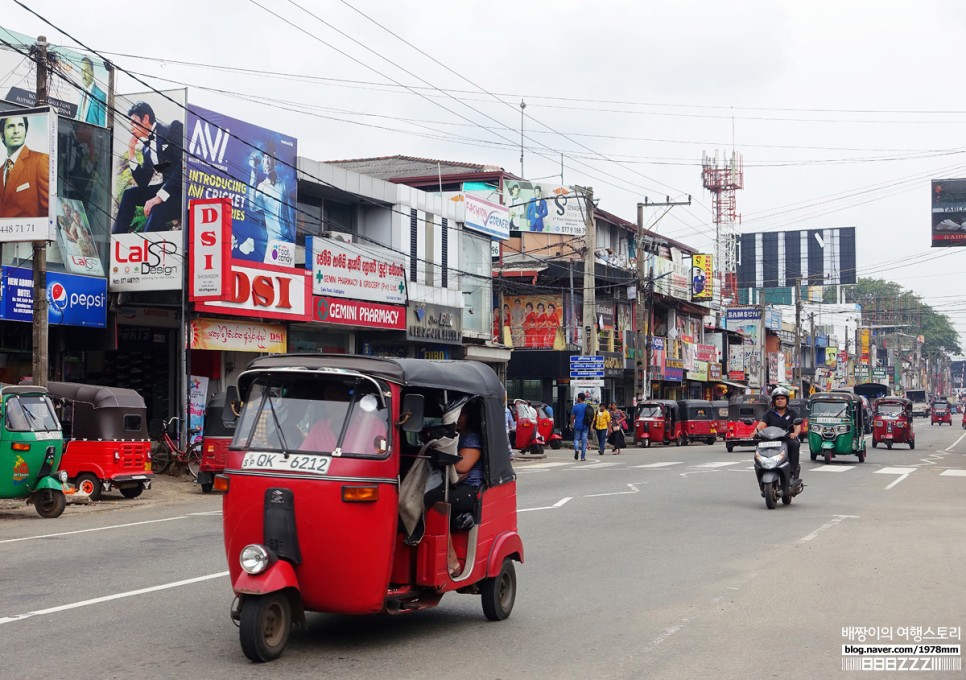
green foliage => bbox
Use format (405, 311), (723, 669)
(846, 278), (961, 355)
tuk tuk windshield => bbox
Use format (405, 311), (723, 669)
(4, 395), (60, 432)
(933, 403), (949, 412)
(876, 404), (903, 417)
(233, 374), (390, 457)
(637, 405), (663, 418)
(810, 401), (850, 418)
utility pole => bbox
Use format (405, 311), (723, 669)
(794, 278), (803, 395)
(519, 100), (526, 178)
(809, 312), (816, 389)
(30, 36), (50, 387)
(581, 186), (596, 356)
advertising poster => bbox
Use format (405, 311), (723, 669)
(502, 293), (564, 349)
(691, 253), (713, 301)
(3, 118), (112, 278)
(110, 89), (186, 290)
(308, 236), (406, 304)
(188, 376), (209, 445)
(186, 105), (297, 267)
(463, 193), (510, 240)
(188, 198), (231, 302)
(0, 266), (107, 327)
(0, 106), (56, 242)
(191, 318), (287, 353)
(502, 179), (585, 235)
(931, 179), (966, 247)
(0, 27), (110, 127)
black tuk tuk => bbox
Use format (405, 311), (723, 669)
(712, 400), (729, 440)
(197, 389), (239, 493)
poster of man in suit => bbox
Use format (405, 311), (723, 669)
(0, 107), (56, 241)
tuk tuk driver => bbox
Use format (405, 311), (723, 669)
(755, 387), (802, 481)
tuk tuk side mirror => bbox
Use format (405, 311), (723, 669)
(399, 393), (425, 432)
(226, 386), (241, 422)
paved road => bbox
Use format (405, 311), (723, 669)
(2, 422), (965, 679)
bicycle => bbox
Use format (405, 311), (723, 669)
(151, 417), (203, 479)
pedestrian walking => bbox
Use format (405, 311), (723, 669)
(608, 403), (627, 454)
(570, 392), (590, 461)
(505, 400), (516, 460)
(593, 404), (611, 455)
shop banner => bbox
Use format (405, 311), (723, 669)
(110, 89), (187, 289)
(688, 360), (709, 382)
(728, 370), (746, 381)
(664, 358), (685, 382)
(696, 343), (717, 362)
(463, 193), (510, 240)
(110, 232), (183, 291)
(1, 266), (106, 327)
(931, 178), (966, 247)
(503, 179), (585, 235)
(0, 106), (57, 242)
(195, 263), (310, 322)
(313, 296), (406, 330)
(691, 254), (713, 301)
(407, 301), (462, 345)
(188, 198), (232, 301)
(188, 376), (209, 444)
(191, 317), (287, 353)
(186, 105), (298, 267)
(307, 236), (406, 304)
(859, 327), (871, 365)
(709, 363), (722, 380)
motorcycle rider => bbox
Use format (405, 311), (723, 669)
(755, 387), (803, 481)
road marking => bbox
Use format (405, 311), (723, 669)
(940, 469), (966, 477)
(800, 515), (859, 542)
(811, 466), (853, 472)
(186, 511), (222, 516)
(515, 461), (572, 469)
(0, 571), (229, 625)
(584, 483), (644, 498)
(519, 497), (573, 512)
(0, 516), (187, 545)
(945, 431), (966, 451)
(564, 462), (621, 470)
(649, 618), (692, 647)
(691, 461), (741, 468)
(876, 466), (917, 489)
(631, 462), (683, 468)
(514, 468), (550, 474)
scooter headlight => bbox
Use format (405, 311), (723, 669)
(240, 544), (271, 575)
(755, 450), (787, 469)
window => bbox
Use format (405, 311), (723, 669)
(323, 200), (355, 234)
(460, 230), (493, 334)
(124, 415), (143, 432)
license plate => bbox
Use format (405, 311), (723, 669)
(241, 451), (331, 475)
(822, 442), (834, 449)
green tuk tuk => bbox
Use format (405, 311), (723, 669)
(0, 384), (69, 517)
(807, 391), (867, 465)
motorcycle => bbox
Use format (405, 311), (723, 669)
(754, 423), (805, 510)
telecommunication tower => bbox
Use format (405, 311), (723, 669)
(701, 151), (744, 303)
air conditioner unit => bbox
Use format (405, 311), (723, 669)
(320, 231), (353, 244)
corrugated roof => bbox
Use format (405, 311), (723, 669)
(326, 155), (504, 181)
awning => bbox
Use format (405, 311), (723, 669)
(716, 379), (750, 391)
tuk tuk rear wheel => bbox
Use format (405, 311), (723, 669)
(872, 441), (877, 448)
(75, 473), (103, 501)
(858, 448), (866, 463)
(481, 559), (516, 621)
(200, 482), (214, 493)
(725, 442), (734, 453)
(34, 489), (66, 518)
(239, 592), (292, 663)
(120, 483), (144, 499)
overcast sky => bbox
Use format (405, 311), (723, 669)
(9, 0), (966, 346)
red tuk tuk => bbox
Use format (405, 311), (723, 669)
(725, 395), (769, 452)
(634, 399), (680, 447)
(531, 401), (563, 449)
(42, 381), (153, 500)
(512, 399), (545, 455)
(221, 355), (522, 662)
(789, 398), (809, 442)
(712, 400), (729, 440)
(677, 399), (717, 446)
(872, 396), (915, 449)
(196, 389), (238, 494)
(931, 402), (952, 426)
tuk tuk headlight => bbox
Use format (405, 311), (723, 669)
(895, 422), (906, 428)
(57, 470), (68, 484)
(240, 544), (272, 575)
(836, 425), (849, 433)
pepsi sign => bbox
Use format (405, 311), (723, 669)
(1, 267), (107, 327)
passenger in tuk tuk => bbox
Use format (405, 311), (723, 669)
(300, 381), (389, 454)
(755, 387), (803, 481)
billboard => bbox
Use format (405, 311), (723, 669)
(307, 236), (406, 305)
(0, 27), (110, 127)
(0, 106), (56, 242)
(931, 179), (966, 247)
(502, 179), (585, 235)
(502, 293), (564, 349)
(110, 89), (186, 290)
(737, 227), (856, 287)
(188, 198), (231, 302)
(186, 105), (297, 267)
(1, 266), (106, 327)
(691, 253), (713, 301)
(463, 194), (510, 240)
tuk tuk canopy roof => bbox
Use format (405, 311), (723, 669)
(811, 391), (862, 404)
(876, 396), (912, 407)
(23, 381), (147, 409)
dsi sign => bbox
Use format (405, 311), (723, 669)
(1, 267), (107, 327)
(463, 194), (510, 240)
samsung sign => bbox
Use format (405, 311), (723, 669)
(463, 194), (510, 240)
(1, 267), (107, 327)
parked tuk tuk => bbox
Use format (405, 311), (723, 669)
(634, 399), (680, 447)
(221, 355), (522, 662)
(807, 392), (867, 464)
(197, 389), (238, 494)
(0, 384), (68, 518)
(931, 401), (952, 426)
(677, 399), (716, 446)
(872, 396), (915, 450)
(725, 395), (769, 452)
(789, 398), (809, 442)
(531, 401), (563, 449)
(712, 400), (729, 440)
(39, 381), (152, 500)
(511, 399), (545, 456)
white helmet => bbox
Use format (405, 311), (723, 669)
(771, 387), (790, 403)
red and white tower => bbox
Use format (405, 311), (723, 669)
(701, 151), (744, 304)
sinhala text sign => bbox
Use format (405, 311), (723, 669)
(308, 236), (406, 305)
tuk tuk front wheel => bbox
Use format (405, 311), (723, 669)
(34, 489), (66, 519)
(239, 592), (292, 663)
(75, 473), (103, 501)
(824, 451), (832, 465)
(481, 558), (516, 622)
(120, 483), (145, 499)
(886, 442), (892, 450)
(549, 438), (561, 450)
(909, 440), (915, 450)
(810, 450), (817, 461)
